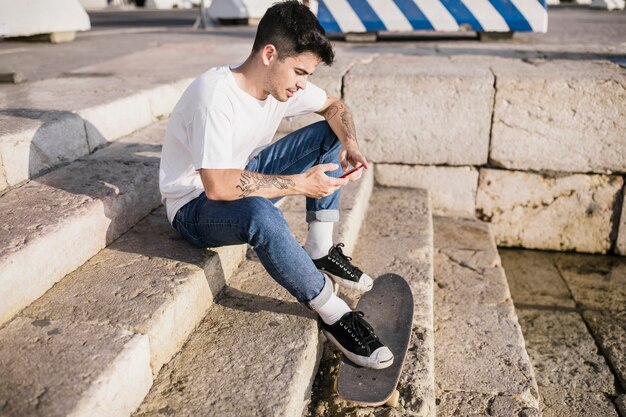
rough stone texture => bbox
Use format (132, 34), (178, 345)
(375, 164), (478, 217)
(516, 309), (616, 395)
(0, 121), (165, 327)
(553, 252), (626, 312)
(476, 168), (624, 254)
(22, 206), (247, 375)
(437, 391), (540, 417)
(344, 55), (494, 166)
(435, 302), (538, 406)
(434, 216), (540, 414)
(278, 52), (377, 134)
(434, 217), (511, 306)
(583, 310), (626, 391)
(616, 395), (626, 416)
(133, 260), (320, 417)
(540, 387), (619, 417)
(617, 192), (626, 255)
(490, 59), (626, 174)
(0, 154), (7, 190)
(305, 187), (435, 417)
(499, 249), (576, 309)
(0, 316), (152, 417)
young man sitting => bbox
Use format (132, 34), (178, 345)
(159, 0), (392, 369)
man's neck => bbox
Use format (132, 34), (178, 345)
(231, 57), (269, 101)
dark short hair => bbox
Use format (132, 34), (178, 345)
(252, 1), (334, 65)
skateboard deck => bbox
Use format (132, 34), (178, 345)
(335, 273), (414, 407)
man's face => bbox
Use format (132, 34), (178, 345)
(265, 51), (321, 102)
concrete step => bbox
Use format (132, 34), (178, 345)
(132, 168), (374, 417)
(433, 216), (541, 417)
(0, 119), (169, 327)
(0, 201), (247, 417)
(501, 249), (623, 416)
(0, 41), (247, 192)
(305, 186), (435, 417)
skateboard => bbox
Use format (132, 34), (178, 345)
(335, 273), (414, 407)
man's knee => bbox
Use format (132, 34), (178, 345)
(244, 197), (289, 244)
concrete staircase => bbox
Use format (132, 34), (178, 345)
(0, 42), (544, 417)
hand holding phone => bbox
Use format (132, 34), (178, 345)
(340, 165), (364, 179)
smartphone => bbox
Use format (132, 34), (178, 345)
(340, 165), (364, 179)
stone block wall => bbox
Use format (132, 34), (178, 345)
(287, 55), (626, 255)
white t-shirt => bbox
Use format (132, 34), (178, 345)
(159, 65), (328, 224)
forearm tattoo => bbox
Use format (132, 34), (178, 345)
(236, 171), (295, 198)
(325, 101), (357, 144)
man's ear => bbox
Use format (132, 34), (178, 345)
(261, 44), (278, 66)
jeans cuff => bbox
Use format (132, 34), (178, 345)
(307, 274), (333, 310)
(306, 209), (339, 223)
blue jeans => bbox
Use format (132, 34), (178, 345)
(173, 121), (341, 305)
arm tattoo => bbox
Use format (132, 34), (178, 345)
(236, 171), (295, 198)
(325, 101), (358, 144)
(325, 103), (340, 121)
(340, 108), (357, 144)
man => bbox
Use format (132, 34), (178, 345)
(159, 0), (392, 369)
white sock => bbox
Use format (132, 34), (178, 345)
(304, 221), (334, 260)
(314, 293), (351, 325)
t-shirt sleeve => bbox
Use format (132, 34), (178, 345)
(188, 105), (235, 170)
(284, 81), (328, 118)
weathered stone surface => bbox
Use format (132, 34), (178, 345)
(490, 59), (626, 174)
(517, 309), (616, 394)
(554, 253), (626, 312)
(22, 206), (247, 375)
(0, 121), (164, 327)
(375, 164), (478, 217)
(434, 217), (511, 305)
(278, 52), (377, 134)
(0, 316), (152, 417)
(435, 302), (538, 407)
(133, 259), (320, 417)
(616, 395), (626, 416)
(583, 310), (626, 390)
(305, 187), (435, 417)
(540, 387), (619, 417)
(0, 154), (7, 190)
(434, 216), (539, 412)
(476, 168), (623, 254)
(344, 55), (494, 166)
(617, 193), (626, 255)
(437, 391), (540, 417)
(500, 249), (576, 309)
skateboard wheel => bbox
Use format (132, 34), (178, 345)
(386, 389), (400, 407)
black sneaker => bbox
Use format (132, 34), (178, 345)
(312, 243), (373, 292)
(322, 311), (394, 369)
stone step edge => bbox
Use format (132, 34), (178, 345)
(0, 120), (167, 327)
(132, 167), (375, 417)
(0, 77), (193, 193)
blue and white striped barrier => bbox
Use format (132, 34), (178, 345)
(316, 0), (548, 34)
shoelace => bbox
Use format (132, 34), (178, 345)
(342, 311), (380, 353)
(330, 243), (359, 278)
